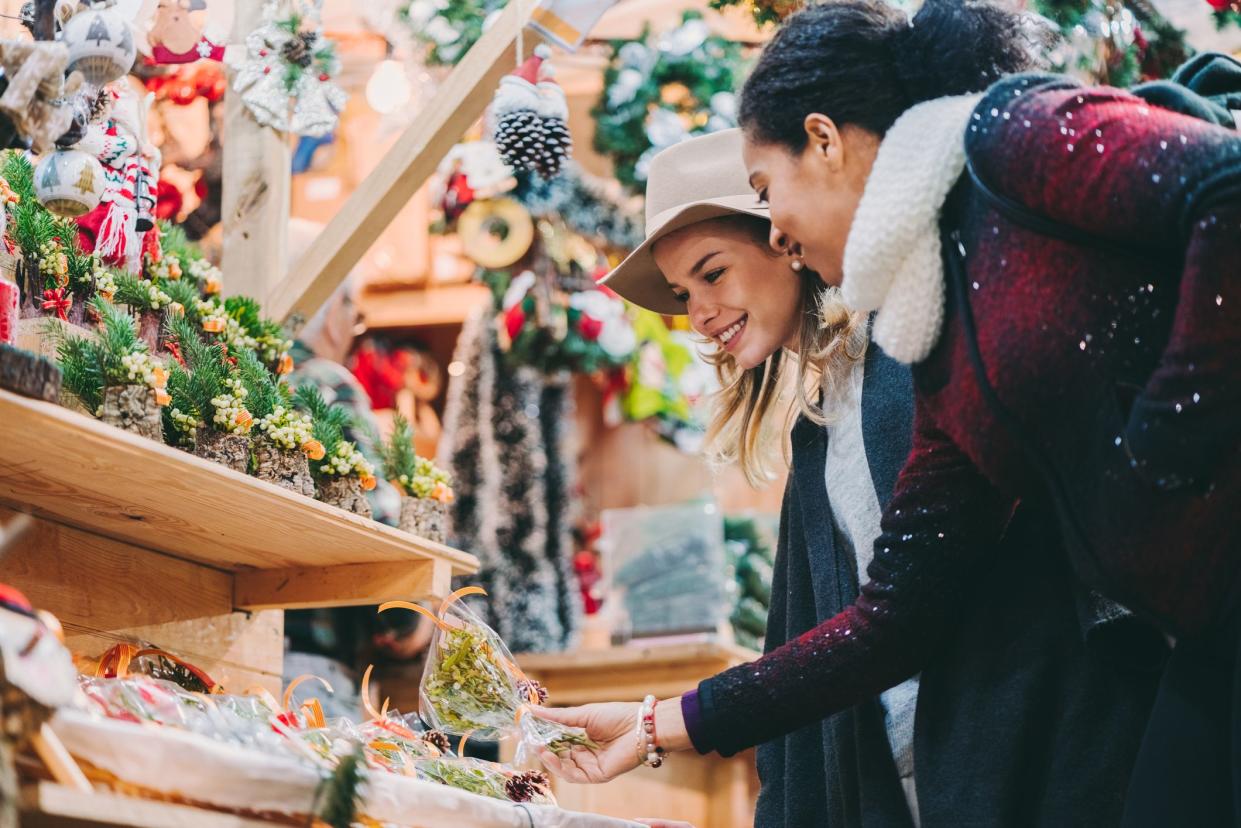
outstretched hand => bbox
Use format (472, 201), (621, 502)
(530, 702), (642, 784)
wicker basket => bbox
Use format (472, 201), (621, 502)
(399, 496), (448, 543)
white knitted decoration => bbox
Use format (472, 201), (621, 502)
(841, 94), (981, 364)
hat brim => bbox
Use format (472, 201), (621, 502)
(601, 195), (769, 316)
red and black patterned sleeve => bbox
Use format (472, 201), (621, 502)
(686, 400), (1013, 757)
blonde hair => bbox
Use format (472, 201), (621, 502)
(700, 224), (867, 486)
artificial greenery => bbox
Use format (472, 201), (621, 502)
(380, 413), (419, 483)
(274, 11), (339, 93)
(57, 298), (152, 413)
(163, 313), (241, 441)
(415, 757), (511, 801)
(592, 13), (749, 193)
(397, 0), (505, 66)
(293, 383), (373, 480)
(234, 347), (286, 422)
(161, 278), (205, 321)
(112, 271), (172, 313)
(313, 744), (366, 828)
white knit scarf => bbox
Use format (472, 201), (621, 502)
(841, 94), (982, 364)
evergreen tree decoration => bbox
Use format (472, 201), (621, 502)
(163, 313), (247, 444)
(396, 0), (506, 66)
(1032, 0), (1190, 86)
(57, 297), (164, 415)
(234, 347), (286, 423)
(380, 412), (419, 484)
(112, 271), (172, 313)
(313, 744), (366, 828)
(161, 278), (203, 322)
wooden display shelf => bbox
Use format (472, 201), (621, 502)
(20, 783), (276, 828)
(517, 641), (758, 705)
(0, 388), (477, 612)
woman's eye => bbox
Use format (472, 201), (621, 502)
(673, 291), (689, 303)
(704, 268), (725, 284)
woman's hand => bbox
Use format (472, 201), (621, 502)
(530, 702), (642, 783)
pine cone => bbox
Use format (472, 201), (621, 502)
(504, 770), (550, 803)
(495, 109), (543, 172)
(516, 678), (549, 705)
(423, 729), (451, 753)
(281, 32), (318, 69)
(535, 119), (571, 179)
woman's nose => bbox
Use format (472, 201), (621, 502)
(688, 297), (718, 332)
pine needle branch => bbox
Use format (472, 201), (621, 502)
(381, 413), (418, 481)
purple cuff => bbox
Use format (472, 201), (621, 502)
(680, 689), (711, 755)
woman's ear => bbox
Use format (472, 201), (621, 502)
(803, 113), (844, 173)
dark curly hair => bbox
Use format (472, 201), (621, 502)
(739, 0), (1046, 149)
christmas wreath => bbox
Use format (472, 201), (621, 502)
(1028, 1), (1189, 86)
(592, 13), (749, 194)
(397, 0), (506, 67)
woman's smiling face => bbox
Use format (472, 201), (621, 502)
(653, 216), (803, 370)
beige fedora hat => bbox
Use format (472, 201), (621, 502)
(601, 129), (768, 315)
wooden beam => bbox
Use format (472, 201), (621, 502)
(233, 558), (451, 610)
(266, 0), (545, 323)
(220, 1), (290, 301)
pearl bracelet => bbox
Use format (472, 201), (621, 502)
(635, 694), (664, 768)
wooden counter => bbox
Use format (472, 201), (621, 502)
(519, 643), (762, 828)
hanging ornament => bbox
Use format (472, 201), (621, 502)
(34, 148), (105, 217)
(62, 2), (138, 87)
(535, 71), (571, 179)
(457, 197), (534, 269)
(147, 0), (226, 65)
(490, 47), (547, 173)
(230, 1), (347, 137)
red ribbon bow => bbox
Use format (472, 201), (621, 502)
(41, 288), (72, 321)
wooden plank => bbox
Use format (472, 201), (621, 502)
(21, 784), (276, 828)
(517, 643), (757, 705)
(234, 558), (450, 610)
(0, 510), (233, 629)
(219, 0), (290, 301)
(0, 389), (478, 582)
(266, 0), (545, 323)
(358, 284), (492, 330)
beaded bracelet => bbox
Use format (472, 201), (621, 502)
(635, 694), (665, 768)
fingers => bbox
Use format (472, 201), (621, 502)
(528, 704), (583, 726)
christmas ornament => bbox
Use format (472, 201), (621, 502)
(33, 148), (105, 217)
(0, 41), (84, 152)
(62, 2), (138, 87)
(147, 0), (226, 64)
(74, 85), (160, 270)
(535, 75), (571, 179)
(490, 47), (547, 173)
(457, 197), (534, 269)
(230, 0), (347, 137)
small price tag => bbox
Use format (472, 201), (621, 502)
(527, 0), (619, 51)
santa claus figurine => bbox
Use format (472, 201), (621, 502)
(74, 83), (161, 272)
(147, 0), (225, 65)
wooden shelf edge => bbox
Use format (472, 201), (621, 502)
(0, 389), (478, 578)
(234, 557), (453, 610)
(517, 642), (759, 672)
(21, 783), (275, 828)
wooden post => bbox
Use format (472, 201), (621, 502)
(220, 1), (290, 302)
(265, 0), (544, 323)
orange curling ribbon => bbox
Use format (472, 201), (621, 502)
(360, 664), (391, 723)
(300, 698), (326, 729)
(282, 674), (332, 713)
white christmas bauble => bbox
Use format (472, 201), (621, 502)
(34, 148), (105, 218)
(62, 5), (137, 86)
(618, 42), (654, 73)
(645, 107), (688, 148)
(710, 91), (737, 122)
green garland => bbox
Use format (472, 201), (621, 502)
(592, 12), (750, 194)
(397, 0), (505, 66)
(1033, 0), (1190, 87)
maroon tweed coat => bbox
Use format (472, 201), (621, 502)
(689, 75), (1241, 760)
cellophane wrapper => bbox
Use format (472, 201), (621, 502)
(418, 598), (594, 758)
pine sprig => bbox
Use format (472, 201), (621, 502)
(234, 347), (287, 421)
(293, 383), (349, 454)
(380, 413), (418, 482)
(314, 744), (366, 828)
(112, 271), (157, 311)
(56, 298), (148, 411)
(162, 278), (203, 319)
(164, 313), (231, 419)
(1, 151), (35, 200)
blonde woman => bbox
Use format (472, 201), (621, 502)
(535, 127), (1158, 826)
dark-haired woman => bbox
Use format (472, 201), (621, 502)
(534, 1), (1241, 825)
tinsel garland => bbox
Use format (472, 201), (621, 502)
(438, 307), (581, 653)
(592, 13), (749, 194)
(512, 163), (644, 252)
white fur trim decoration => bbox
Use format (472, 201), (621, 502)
(841, 94), (981, 364)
